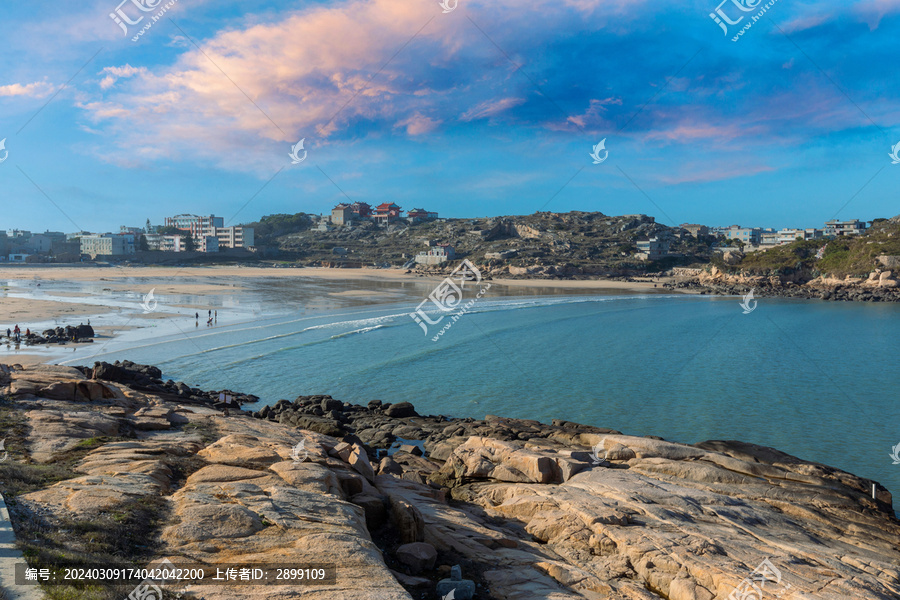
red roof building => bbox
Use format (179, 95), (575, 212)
(373, 203), (402, 225)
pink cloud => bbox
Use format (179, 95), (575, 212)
(0, 81), (54, 98)
(460, 97), (525, 121)
(395, 113), (442, 135)
(658, 163), (775, 186)
(854, 0), (900, 29)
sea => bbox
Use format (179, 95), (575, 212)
(8, 274), (896, 511)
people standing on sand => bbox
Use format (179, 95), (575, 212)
(13, 325), (20, 343)
(5, 328), (10, 339)
(214, 310), (217, 321)
(25, 328), (30, 337)
(208, 310), (212, 319)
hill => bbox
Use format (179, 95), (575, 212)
(255, 211), (718, 275)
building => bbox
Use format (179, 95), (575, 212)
(680, 224), (709, 238)
(80, 235), (129, 258)
(350, 202), (371, 219)
(165, 214), (224, 239)
(373, 203), (402, 225)
(215, 226), (254, 249)
(718, 225), (762, 246)
(825, 219), (867, 237)
(331, 204), (353, 225)
(759, 230), (780, 247)
(415, 244), (456, 265)
(635, 238), (670, 261)
(407, 208), (439, 223)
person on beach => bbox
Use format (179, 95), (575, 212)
(214, 310), (217, 321)
(13, 325), (20, 343)
(208, 310), (212, 319)
(5, 328), (10, 339)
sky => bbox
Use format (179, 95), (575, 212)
(1, 0), (899, 233)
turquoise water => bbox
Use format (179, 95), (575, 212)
(68, 292), (900, 511)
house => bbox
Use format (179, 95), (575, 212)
(79, 235), (130, 258)
(718, 225), (761, 247)
(679, 224), (709, 238)
(407, 208), (438, 223)
(373, 203), (402, 225)
(635, 238), (669, 261)
(825, 219), (867, 237)
(415, 244), (456, 265)
(331, 204), (353, 225)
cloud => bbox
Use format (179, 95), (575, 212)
(99, 65), (147, 90)
(854, 0), (900, 29)
(395, 113), (442, 135)
(460, 97), (525, 122)
(0, 81), (55, 98)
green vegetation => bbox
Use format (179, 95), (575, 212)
(734, 220), (900, 278)
(243, 213), (314, 245)
(732, 239), (825, 274)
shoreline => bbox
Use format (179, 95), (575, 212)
(0, 361), (897, 600)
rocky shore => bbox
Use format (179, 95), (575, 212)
(1, 361), (899, 599)
(661, 264), (900, 303)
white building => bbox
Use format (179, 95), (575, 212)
(636, 238), (669, 261)
(216, 226), (254, 249)
(80, 235), (129, 258)
(415, 245), (456, 266)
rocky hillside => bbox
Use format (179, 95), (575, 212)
(268, 212), (714, 275)
(1, 362), (899, 600)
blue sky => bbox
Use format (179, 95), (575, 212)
(1, 0), (898, 233)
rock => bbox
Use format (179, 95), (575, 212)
(436, 437), (561, 485)
(395, 542), (437, 574)
(378, 456), (403, 476)
(389, 570), (431, 589)
(397, 444), (423, 456)
(347, 444), (375, 482)
(388, 494), (425, 544)
(384, 402), (418, 418)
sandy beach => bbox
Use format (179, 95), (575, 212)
(0, 265), (677, 365)
(0, 265), (668, 291)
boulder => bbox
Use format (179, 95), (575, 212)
(388, 494), (425, 543)
(384, 402), (418, 418)
(395, 542), (437, 574)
